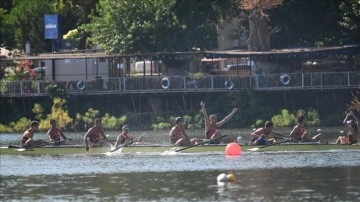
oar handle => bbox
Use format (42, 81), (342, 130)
(259, 138), (290, 149)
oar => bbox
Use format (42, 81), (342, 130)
(8, 139), (72, 152)
(247, 139), (291, 151)
(175, 135), (228, 152)
(49, 139), (71, 146)
(7, 145), (28, 152)
(109, 137), (140, 153)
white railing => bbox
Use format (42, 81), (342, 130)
(1, 71), (359, 97)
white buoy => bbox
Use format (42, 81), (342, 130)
(217, 173), (228, 183)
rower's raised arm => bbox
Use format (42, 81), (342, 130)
(343, 113), (351, 126)
(350, 111), (360, 125)
(83, 128), (92, 151)
(200, 101), (209, 126)
(217, 108), (238, 127)
(289, 125), (298, 138)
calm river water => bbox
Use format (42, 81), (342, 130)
(1, 128), (359, 202)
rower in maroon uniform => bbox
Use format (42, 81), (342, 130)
(84, 118), (109, 151)
(47, 119), (69, 145)
(21, 121), (46, 148)
(200, 101), (237, 144)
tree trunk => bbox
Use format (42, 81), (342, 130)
(247, 9), (271, 51)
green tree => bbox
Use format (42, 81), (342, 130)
(102, 113), (127, 130)
(338, 0), (360, 44)
(39, 98), (73, 130)
(9, 117), (31, 132)
(5, 0), (54, 52)
(32, 103), (44, 121)
(1, 0), (98, 52)
(0, 0), (15, 48)
(271, 109), (295, 127)
(270, 0), (353, 48)
(85, 0), (183, 53)
(55, 0), (98, 49)
(85, 0), (232, 54)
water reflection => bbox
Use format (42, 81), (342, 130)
(1, 150), (360, 176)
(1, 167), (359, 201)
(1, 127), (359, 201)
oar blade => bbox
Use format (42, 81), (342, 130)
(246, 147), (260, 151)
(15, 148), (27, 152)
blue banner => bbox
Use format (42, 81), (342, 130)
(44, 15), (60, 39)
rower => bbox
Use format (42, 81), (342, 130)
(289, 114), (324, 143)
(84, 118), (110, 151)
(250, 121), (286, 145)
(200, 101), (237, 144)
(21, 121), (46, 148)
(170, 117), (198, 146)
(47, 119), (70, 145)
(113, 125), (143, 148)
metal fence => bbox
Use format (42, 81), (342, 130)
(1, 71), (359, 97)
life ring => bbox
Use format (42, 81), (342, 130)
(280, 74), (290, 85)
(77, 81), (86, 90)
(224, 80), (234, 90)
(161, 77), (170, 89)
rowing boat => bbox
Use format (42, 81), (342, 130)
(1, 143), (359, 155)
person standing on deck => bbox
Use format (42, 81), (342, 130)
(113, 125), (143, 148)
(84, 118), (109, 151)
(47, 119), (69, 145)
(200, 101), (237, 144)
(170, 117), (198, 146)
(21, 121), (46, 148)
(337, 111), (359, 145)
(289, 114), (324, 142)
(251, 121), (286, 145)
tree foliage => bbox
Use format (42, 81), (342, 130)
(37, 98), (73, 130)
(238, 0), (283, 51)
(5, 0), (54, 52)
(348, 91), (360, 112)
(84, 0), (227, 53)
(338, 0), (360, 43)
(1, 0), (359, 53)
(270, 0), (353, 48)
(271, 109), (295, 127)
(85, 0), (179, 53)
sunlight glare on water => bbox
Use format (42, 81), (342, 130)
(1, 150), (359, 176)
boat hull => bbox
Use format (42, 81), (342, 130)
(1, 143), (359, 155)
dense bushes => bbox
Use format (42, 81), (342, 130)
(1, 90), (356, 133)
